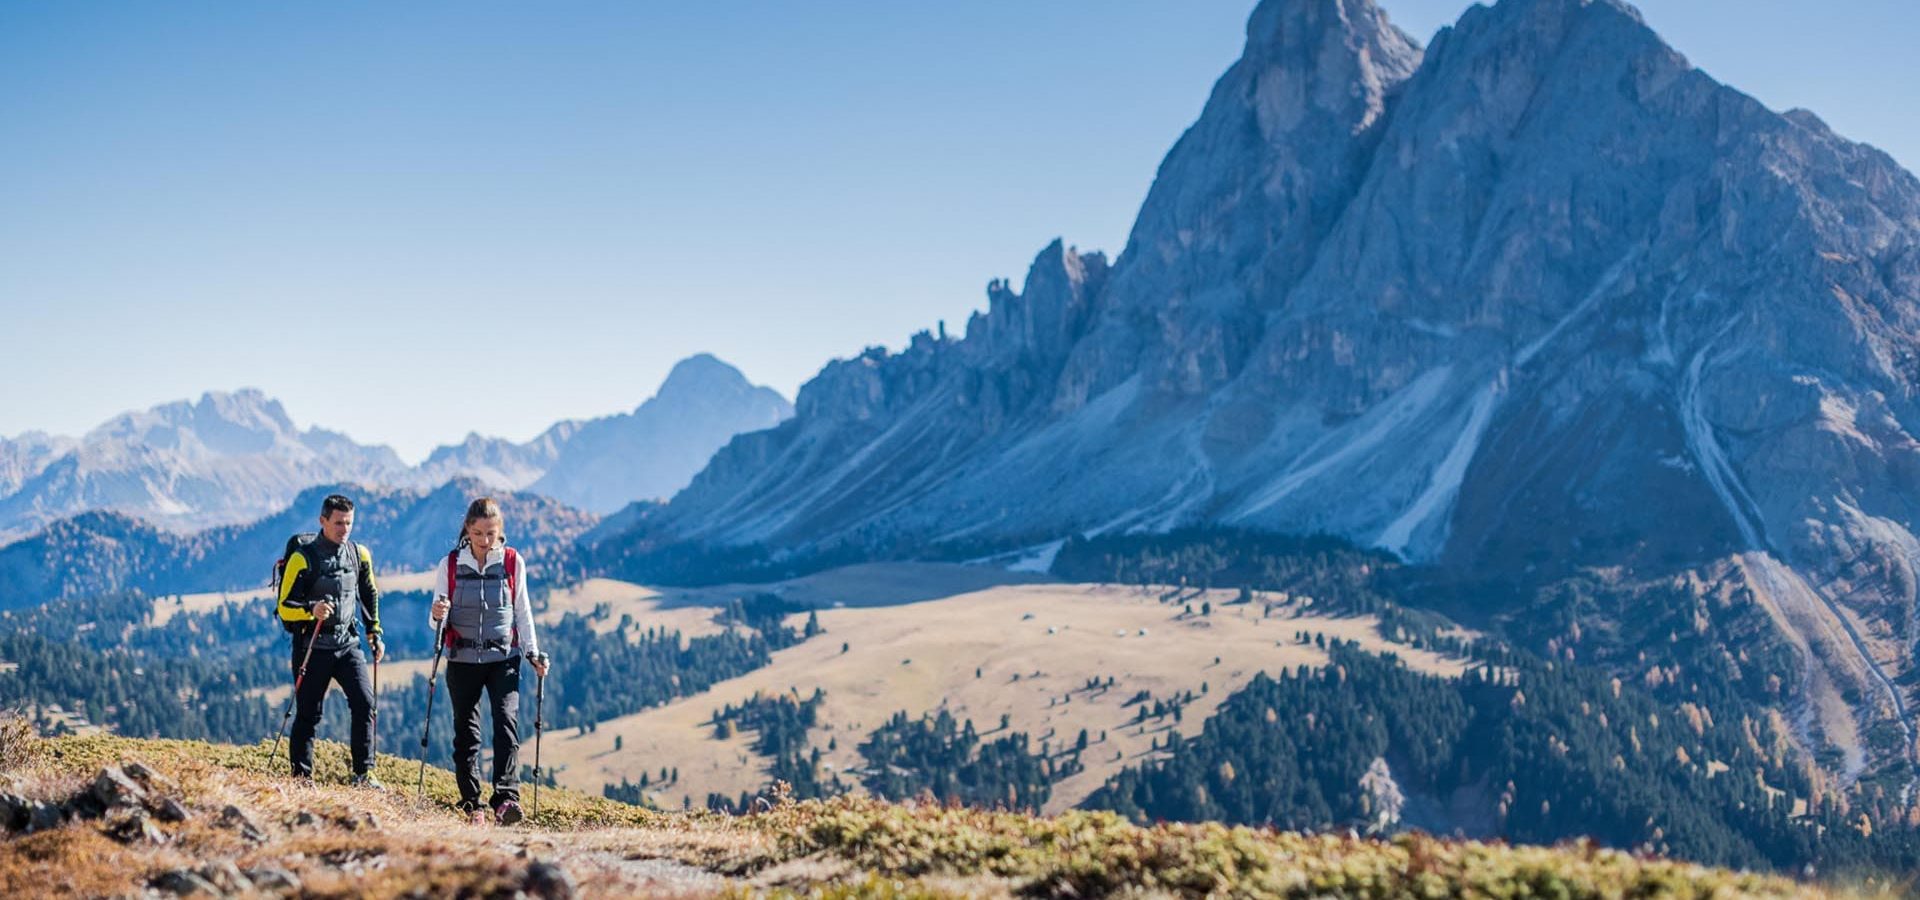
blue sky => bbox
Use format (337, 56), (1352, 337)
(3, 0), (1915, 463)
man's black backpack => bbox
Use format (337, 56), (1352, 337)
(270, 532), (318, 635)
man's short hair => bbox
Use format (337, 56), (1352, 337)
(321, 494), (355, 518)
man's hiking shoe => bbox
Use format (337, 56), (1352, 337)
(350, 773), (385, 791)
(494, 800), (524, 826)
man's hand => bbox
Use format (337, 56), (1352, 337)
(369, 635), (385, 663)
(530, 653), (551, 678)
(430, 596), (450, 624)
(312, 600), (336, 623)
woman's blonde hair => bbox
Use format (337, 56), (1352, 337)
(456, 497), (504, 551)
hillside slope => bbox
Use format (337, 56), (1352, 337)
(547, 580), (1469, 816)
(0, 729), (1852, 898)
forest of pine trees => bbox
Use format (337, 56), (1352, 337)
(856, 708), (1076, 811)
(703, 689), (847, 812)
(0, 588), (819, 771)
(1059, 527), (1920, 877)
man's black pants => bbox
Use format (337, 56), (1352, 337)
(288, 641), (374, 777)
(446, 657), (522, 811)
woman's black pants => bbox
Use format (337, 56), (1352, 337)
(446, 657), (521, 811)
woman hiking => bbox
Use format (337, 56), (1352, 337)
(428, 497), (552, 825)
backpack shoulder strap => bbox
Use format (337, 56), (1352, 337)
(505, 547), (522, 649)
(440, 549), (461, 647)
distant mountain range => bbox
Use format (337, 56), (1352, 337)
(0, 478), (598, 608)
(0, 391), (411, 542)
(0, 353), (791, 542)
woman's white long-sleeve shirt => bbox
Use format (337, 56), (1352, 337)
(427, 545), (540, 659)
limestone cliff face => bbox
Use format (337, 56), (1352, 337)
(648, 0), (1920, 778)
(661, 0), (1424, 548)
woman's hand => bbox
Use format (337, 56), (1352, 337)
(431, 596), (450, 623)
(531, 653), (551, 678)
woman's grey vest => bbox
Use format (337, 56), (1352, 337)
(446, 549), (519, 664)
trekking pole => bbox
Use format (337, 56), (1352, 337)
(531, 653), (549, 819)
(370, 641), (381, 769)
(270, 609), (329, 773)
(416, 618), (448, 801)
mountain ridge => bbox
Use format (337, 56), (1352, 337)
(0, 354), (791, 541)
(623, 0), (1920, 790)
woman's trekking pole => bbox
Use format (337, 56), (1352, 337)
(270, 610), (328, 773)
(531, 653), (549, 818)
(416, 619), (448, 801)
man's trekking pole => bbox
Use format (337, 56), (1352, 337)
(270, 610), (329, 773)
(416, 619), (448, 801)
(531, 652), (549, 819)
(370, 641), (381, 767)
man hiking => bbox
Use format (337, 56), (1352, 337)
(278, 493), (385, 786)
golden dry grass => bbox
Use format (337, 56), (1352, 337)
(546, 579), (1471, 815)
(539, 577), (741, 643)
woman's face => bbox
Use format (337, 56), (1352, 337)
(467, 514), (504, 556)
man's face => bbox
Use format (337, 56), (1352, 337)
(320, 509), (354, 544)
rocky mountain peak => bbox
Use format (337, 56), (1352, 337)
(196, 388), (295, 430)
(960, 239), (1109, 368)
(1118, 0), (1422, 284)
(655, 353), (753, 403)
(87, 388), (298, 453)
(520, 355), (793, 513)
(1241, 0), (1422, 138)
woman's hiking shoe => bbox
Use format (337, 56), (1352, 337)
(466, 808), (490, 826)
(494, 800), (524, 826)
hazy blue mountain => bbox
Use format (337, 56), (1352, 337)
(526, 354), (793, 514)
(415, 422), (583, 493)
(0, 390), (409, 542)
(0, 354), (788, 540)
